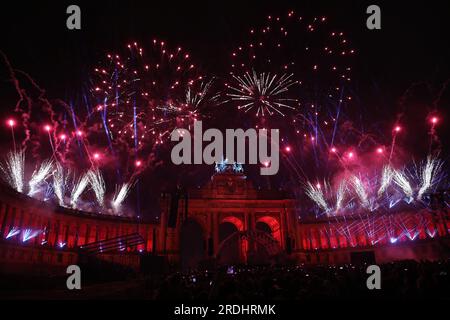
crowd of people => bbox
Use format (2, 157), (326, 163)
(148, 260), (450, 300)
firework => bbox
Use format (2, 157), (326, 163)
(350, 176), (373, 210)
(377, 165), (394, 196)
(112, 182), (133, 211)
(417, 156), (444, 200)
(92, 40), (209, 149)
(88, 169), (105, 207)
(305, 181), (329, 212)
(335, 180), (347, 212)
(28, 159), (53, 196)
(393, 169), (414, 200)
(229, 10), (354, 123)
(70, 173), (90, 208)
(226, 71), (298, 117)
(53, 163), (70, 206)
(0, 150), (25, 193)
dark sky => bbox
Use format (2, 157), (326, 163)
(0, 0), (449, 217)
(1, 0), (449, 137)
(1, 0), (449, 93)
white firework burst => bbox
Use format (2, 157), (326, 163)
(305, 181), (329, 212)
(53, 163), (70, 206)
(70, 173), (90, 208)
(112, 182), (133, 211)
(28, 159), (53, 196)
(417, 156), (444, 200)
(335, 180), (347, 212)
(351, 176), (373, 210)
(378, 165), (394, 197)
(226, 70), (298, 117)
(393, 169), (414, 199)
(185, 79), (217, 110)
(0, 150), (25, 193)
(88, 169), (106, 208)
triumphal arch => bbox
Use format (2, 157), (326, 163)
(159, 162), (297, 267)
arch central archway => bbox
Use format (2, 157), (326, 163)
(217, 216), (245, 265)
(251, 216), (281, 264)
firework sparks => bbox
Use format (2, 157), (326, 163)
(226, 71), (298, 117)
(335, 181), (347, 212)
(93, 40), (207, 149)
(393, 169), (414, 200)
(305, 181), (329, 212)
(53, 163), (69, 206)
(70, 173), (90, 208)
(417, 156), (444, 200)
(88, 169), (106, 207)
(351, 176), (372, 210)
(112, 182), (133, 211)
(28, 159), (53, 196)
(0, 150), (25, 193)
(378, 166), (394, 197)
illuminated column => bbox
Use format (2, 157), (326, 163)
(6, 207), (18, 239)
(74, 223), (80, 247)
(0, 204), (9, 238)
(212, 212), (219, 256)
(247, 211), (256, 252)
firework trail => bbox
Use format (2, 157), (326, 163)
(350, 175), (372, 210)
(185, 79), (219, 114)
(0, 150), (25, 193)
(417, 155), (444, 200)
(335, 180), (347, 212)
(70, 173), (90, 208)
(393, 169), (414, 200)
(112, 182), (134, 211)
(88, 168), (106, 208)
(28, 159), (53, 196)
(305, 181), (329, 212)
(53, 162), (70, 206)
(377, 165), (394, 197)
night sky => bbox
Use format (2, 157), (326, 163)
(0, 0), (449, 218)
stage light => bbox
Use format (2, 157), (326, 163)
(6, 227), (20, 239)
(22, 229), (40, 243)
